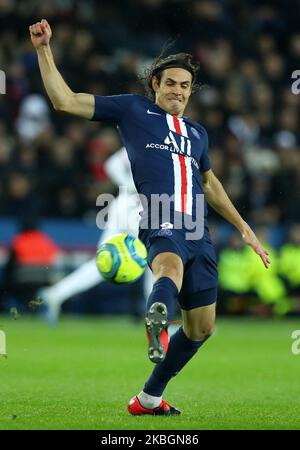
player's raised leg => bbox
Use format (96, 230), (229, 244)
(145, 249), (183, 364)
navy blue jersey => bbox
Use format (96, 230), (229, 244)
(92, 94), (211, 222)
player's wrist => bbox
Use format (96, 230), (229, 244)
(36, 42), (51, 52)
(238, 220), (249, 236)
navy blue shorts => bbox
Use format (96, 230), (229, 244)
(139, 225), (218, 310)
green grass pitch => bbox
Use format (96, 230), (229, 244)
(0, 314), (299, 430)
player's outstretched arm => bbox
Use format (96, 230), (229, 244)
(202, 169), (270, 268)
(29, 19), (94, 119)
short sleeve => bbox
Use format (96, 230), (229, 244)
(199, 127), (211, 172)
(91, 94), (136, 123)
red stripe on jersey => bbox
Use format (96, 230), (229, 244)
(179, 154), (187, 213)
(173, 115), (182, 135)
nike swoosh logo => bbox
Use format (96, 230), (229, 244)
(147, 109), (162, 116)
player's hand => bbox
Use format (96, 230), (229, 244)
(241, 224), (270, 269)
(29, 19), (52, 49)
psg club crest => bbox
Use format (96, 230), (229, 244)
(158, 229), (173, 236)
(158, 222), (173, 236)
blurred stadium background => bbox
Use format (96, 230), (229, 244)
(1, 0), (300, 431)
(1, 0), (300, 317)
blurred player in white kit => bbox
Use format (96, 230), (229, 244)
(40, 147), (152, 324)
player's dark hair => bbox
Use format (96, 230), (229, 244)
(141, 50), (200, 100)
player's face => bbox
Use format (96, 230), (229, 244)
(152, 68), (193, 116)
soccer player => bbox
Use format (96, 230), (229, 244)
(40, 146), (153, 324)
(30, 19), (270, 416)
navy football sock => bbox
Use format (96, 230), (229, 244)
(143, 327), (205, 397)
(146, 276), (178, 320)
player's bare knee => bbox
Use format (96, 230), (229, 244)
(153, 258), (183, 290)
(184, 324), (214, 341)
(202, 325), (214, 340)
(159, 264), (181, 282)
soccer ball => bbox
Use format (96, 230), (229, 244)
(96, 234), (148, 284)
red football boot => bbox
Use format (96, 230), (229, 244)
(145, 302), (169, 363)
(128, 396), (181, 416)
